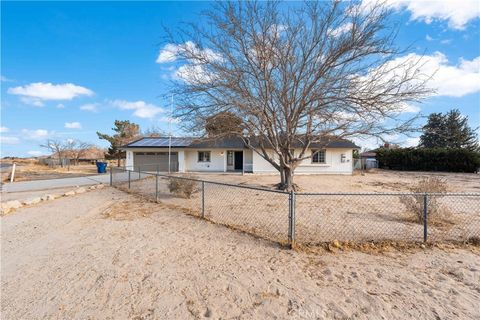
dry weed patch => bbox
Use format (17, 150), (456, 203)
(101, 200), (157, 220)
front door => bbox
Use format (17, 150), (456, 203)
(234, 151), (243, 170)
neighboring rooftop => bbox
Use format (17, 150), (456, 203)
(123, 136), (360, 149)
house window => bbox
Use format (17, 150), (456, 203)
(227, 151), (234, 166)
(312, 150), (326, 164)
(198, 151), (211, 162)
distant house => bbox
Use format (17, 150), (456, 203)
(358, 143), (398, 170)
(122, 136), (359, 175)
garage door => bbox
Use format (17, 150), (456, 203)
(133, 152), (178, 172)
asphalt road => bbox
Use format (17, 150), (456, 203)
(1, 174), (110, 193)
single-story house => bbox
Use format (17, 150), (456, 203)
(122, 136), (360, 175)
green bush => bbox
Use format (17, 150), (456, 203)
(376, 148), (480, 173)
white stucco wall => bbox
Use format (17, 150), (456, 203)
(178, 150), (185, 172)
(184, 149), (227, 172)
(252, 148), (353, 175)
(125, 147), (354, 174)
(126, 150), (134, 170)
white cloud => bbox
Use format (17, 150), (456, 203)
(80, 103), (99, 112)
(425, 34), (433, 41)
(27, 150), (45, 157)
(21, 129), (53, 140)
(157, 41), (223, 84)
(160, 116), (180, 124)
(0, 126), (9, 133)
(64, 122), (82, 129)
(383, 52), (480, 97)
(111, 100), (165, 119)
(8, 82), (94, 106)
(398, 103), (421, 113)
(156, 41), (223, 64)
(56, 103), (65, 109)
(329, 22), (353, 37)
(360, 0), (480, 30)
(20, 97), (45, 107)
(174, 64), (217, 85)
(0, 136), (20, 145)
(156, 43), (183, 63)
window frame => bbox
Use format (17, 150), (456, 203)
(198, 151), (211, 163)
(227, 151), (234, 166)
(311, 149), (326, 164)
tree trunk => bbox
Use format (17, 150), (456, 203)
(277, 166), (295, 191)
(283, 167), (294, 191)
(117, 154), (121, 167)
(280, 168), (286, 186)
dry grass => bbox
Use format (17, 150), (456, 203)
(2, 162), (98, 182)
(167, 175), (200, 198)
(101, 200), (158, 220)
(400, 177), (450, 225)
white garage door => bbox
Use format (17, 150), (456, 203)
(133, 152), (178, 172)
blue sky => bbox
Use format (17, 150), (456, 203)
(1, 0), (479, 157)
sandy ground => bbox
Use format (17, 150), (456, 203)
(0, 160), (99, 182)
(112, 170), (480, 245)
(181, 170), (480, 193)
(1, 187), (479, 319)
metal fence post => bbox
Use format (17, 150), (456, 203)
(128, 170), (131, 189)
(138, 167), (141, 179)
(288, 190), (296, 248)
(155, 174), (159, 202)
(109, 167), (113, 186)
(423, 194), (428, 242)
(201, 181), (205, 218)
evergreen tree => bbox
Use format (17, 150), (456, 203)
(420, 109), (479, 151)
(97, 120), (140, 166)
(444, 109), (479, 151)
(419, 113), (445, 148)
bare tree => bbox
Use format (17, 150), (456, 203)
(142, 125), (166, 137)
(166, 1), (432, 190)
(64, 139), (94, 165)
(40, 139), (67, 167)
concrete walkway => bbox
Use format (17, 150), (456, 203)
(1, 174), (110, 193)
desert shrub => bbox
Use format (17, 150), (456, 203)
(400, 177), (449, 224)
(376, 148), (480, 172)
(168, 175), (199, 198)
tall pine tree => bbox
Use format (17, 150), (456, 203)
(419, 113), (445, 148)
(97, 120), (141, 166)
(420, 109), (479, 151)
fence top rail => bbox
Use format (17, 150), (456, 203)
(111, 167), (479, 197)
(295, 192), (480, 196)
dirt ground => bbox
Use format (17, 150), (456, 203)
(1, 187), (479, 319)
(0, 159), (99, 182)
(113, 170), (480, 245)
(183, 169), (480, 193)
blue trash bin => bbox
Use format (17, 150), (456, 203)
(96, 161), (107, 174)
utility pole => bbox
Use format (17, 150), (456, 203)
(168, 94), (173, 174)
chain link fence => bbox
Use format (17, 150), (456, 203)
(111, 167), (480, 247)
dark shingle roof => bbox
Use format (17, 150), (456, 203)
(123, 136), (359, 149)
